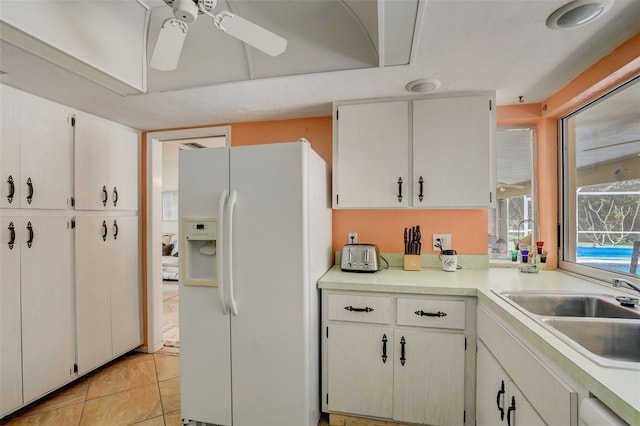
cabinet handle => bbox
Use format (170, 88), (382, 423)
(496, 380), (505, 421)
(8, 221), (15, 250)
(102, 185), (108, 207)
(344, 305), (374, 313)
(7, 175), (15, 204)
(113, 219), (119, 240)
(101, 220), (108, 242)
(418, 176), (424, 202)
(400, 336), (406, 366)
(26, 177), (33, 204)
(414, 310), (447, 317)
(112, 186), (119, 207)
(26, 221), (33, 248)
(382, 334), (388, 364)
(397, 177), (403, 202)
(506, 396), (516, 426)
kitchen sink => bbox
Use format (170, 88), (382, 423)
(542, 318), (640, 363)
(499, 292), (640, 319)
(495, 291), (640, 369)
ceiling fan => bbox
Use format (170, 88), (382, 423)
(150, 0), (287, 71)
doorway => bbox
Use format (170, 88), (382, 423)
(145, 127), (230, 353)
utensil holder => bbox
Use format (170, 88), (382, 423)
(404, 255), (421, 271)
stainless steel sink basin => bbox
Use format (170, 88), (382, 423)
(495, 291), (640, 369)
(542, 318), (640, 363)
(499, 292), (640, 319)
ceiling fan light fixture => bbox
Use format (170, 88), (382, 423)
(546, 0), (614, 29)
(405, 78), (441, 93)
(172, 0), (199, 23)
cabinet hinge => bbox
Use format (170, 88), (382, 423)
(489, 100), (492, 111)
(464, 410), (466, 423)
(70, 219), (76, 229)
(70, 115), (76, 127)
(489, 191), (492, 203)
(464, 337), (467, 351)
(326, 326), (329, 338)
(336, 194), (339, 205)
(70, 197), (75, 207)
(73, 363), (78, 373)
(326, 393), (329, 405)
(336, 110), (339, 120)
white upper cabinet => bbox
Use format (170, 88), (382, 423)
(334, 101), (410, 208)
(74, 112), (139, 211)
(333, 94), (495, 209)
(0, 85), (74, 210)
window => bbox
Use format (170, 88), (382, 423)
(560, 76), (640, 278)
(489, 127), (538, 263)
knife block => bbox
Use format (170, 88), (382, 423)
(403, 255), (421, 271)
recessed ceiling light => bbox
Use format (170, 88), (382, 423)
(405, 78), (441, 93)
(546, 0), (614, 30)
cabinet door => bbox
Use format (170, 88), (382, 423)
(334, 101), (410, 208)
(0, 85), (23, 209)
(477, 341), (509, 426)
(110, 216), (141, 355)
(327, 324), (394, 419)
(19, 91), (73, 210)
(507, 382), (546, 426)
(75, 215), (113, 374)
(0, 216), (23, 416)
(393, 328), (465, 425)
(413, 96), (492, 207)
(20, 216), (74, 403)
(75, 113), (138, 211)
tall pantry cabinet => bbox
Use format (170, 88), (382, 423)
(0, 85), (141, 418)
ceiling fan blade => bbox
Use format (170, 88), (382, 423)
(150, 18), (189, 71)
(215, 12), (287, 57)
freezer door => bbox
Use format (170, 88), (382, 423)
(179, 147), (232, 425)
(229, 142), (317, 426)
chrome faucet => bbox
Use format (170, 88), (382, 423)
(612, 278), (640, 295)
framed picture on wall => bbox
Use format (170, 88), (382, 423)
(162, 191), (178, 221)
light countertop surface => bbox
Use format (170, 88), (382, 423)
(318, 266), (640, 425)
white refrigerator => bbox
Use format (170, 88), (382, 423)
(178, 141), (332, 426)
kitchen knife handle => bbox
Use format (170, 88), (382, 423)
(217, 190), (228, 314)
(397, 177), (403, 202)
(418, 176), (424, 202)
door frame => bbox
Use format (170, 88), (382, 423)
(143, 126), (230, 352)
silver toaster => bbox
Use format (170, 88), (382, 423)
(340, 243), (381, 272)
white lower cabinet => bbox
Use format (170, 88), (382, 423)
(0, 215), (75, 416)
(477, 341), (544, 426)
(323, 291), (470, 425)
(75, 215), (141, 375)
(477, 305), (578, 426)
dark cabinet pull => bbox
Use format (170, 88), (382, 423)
(8, 221), (15, 250)
(113, 220), (119, 240)
(506, 396), (516, 426)
(415, 310), (447, 317)
(113, 186), (119, 207)
(101, 220), (108, 241)
(400, 336), (406, 366)
(344, 306), (374, 313)
(397, 177), (403, 202)
(496, 380), (505, 421)
(7, 175), (15, 204)
(382, 334), (388, 364)
(102, 185), (108, 207)
(418, 176), (424, 202)
(26, 177), (33, 204)
(26, 221), (33, 248)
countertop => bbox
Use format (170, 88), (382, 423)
(318, 266), (640, 425)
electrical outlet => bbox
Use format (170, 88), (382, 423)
(347, 233), (358, 244)
(432, 234), (451, 251)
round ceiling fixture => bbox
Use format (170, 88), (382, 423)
(405, 78), (441, 93)
(546, 0), (614, 29)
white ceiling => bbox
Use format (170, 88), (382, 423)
(1, 0), (640, 132)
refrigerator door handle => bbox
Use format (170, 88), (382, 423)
(218, 190), (229, 314)
(227, 190), (239, 316)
